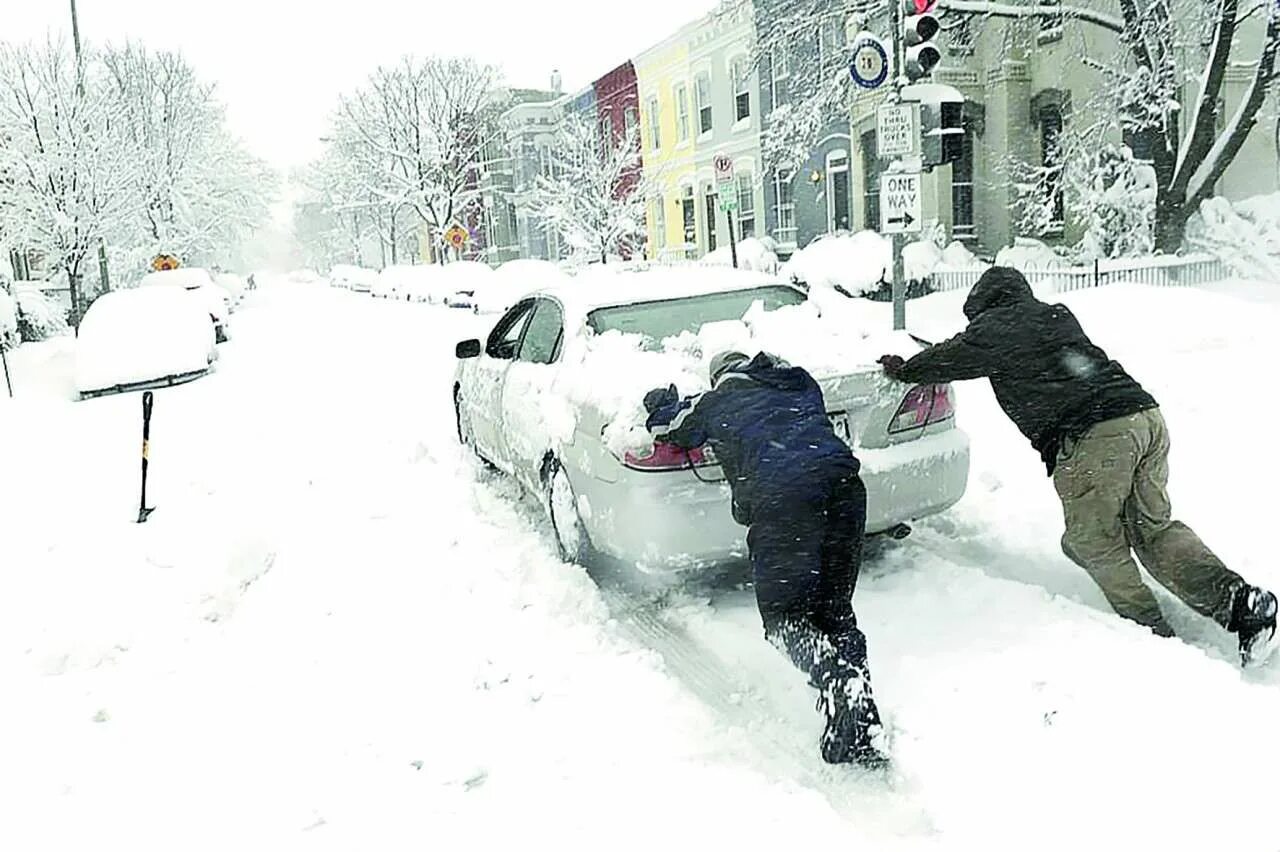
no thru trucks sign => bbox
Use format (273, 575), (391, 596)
(880, 172), (922, 234)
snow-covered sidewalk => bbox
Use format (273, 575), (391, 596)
(2, 278), (1279, 850)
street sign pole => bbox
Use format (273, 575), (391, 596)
(891, 0), (907, 330)
(727, 210), (739, 269)
(714, 153), (738, 269)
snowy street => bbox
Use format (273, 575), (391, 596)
(3, 277), (1280, 849)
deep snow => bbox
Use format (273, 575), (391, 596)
(2, 275), (1280, 849)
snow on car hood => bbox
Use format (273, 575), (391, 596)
(556, 293), (921, 458)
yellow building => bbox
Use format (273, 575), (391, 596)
(635, 20), (701, 261)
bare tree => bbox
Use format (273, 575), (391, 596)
(529, 116), (650, 265)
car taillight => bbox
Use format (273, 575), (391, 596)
(889, 385), (954, 434)
(623, 441), (716, 471)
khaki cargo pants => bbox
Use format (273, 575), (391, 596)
(1053, 408), (1242, 635)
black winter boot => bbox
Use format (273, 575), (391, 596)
(816, 670), (888, 768)
(1229, 585), (1278, 668)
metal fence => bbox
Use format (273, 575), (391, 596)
(928, 254), (1231, 295)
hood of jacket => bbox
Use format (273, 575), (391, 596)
(963, 266), (1036, 320)
(718, 351), (811, 391)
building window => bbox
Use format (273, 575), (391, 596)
(624, 106), (638, 139)
(737, 173), (755, 238)
(773, 169), (796, 246)
(599, 116), (612, 152)
(861, 129), (881, 231)
(647, 97), (661, 150)
(951, 130), (975, 242)
(817, 16), (841, 72)
(696, 74), (713, 135)
(1038, 0), (1064, 43)
(1039, 105), (1066, 231)
(675, 84), (690, 142)
(731, 57), (751, 122)
(652, 198), (667, 252)
(770, 42), (790, 109)
(827, 149), (851, 232)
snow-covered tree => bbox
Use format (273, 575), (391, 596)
(100, 44), (277, 270)
(331, 55), (505, 261)
(755, 0), (1280, 252)
(0, 40), (137, 321)
(529, 116), (649, 265)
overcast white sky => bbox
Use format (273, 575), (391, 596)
(8, 0), (719, 175)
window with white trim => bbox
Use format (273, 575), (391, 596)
(770, 42), (790, 108)
(731, 57), (751, 122)
(696, 74), (713, 135)
(736, 173), (755, 238)
(652, 197), (667, 252)
(675, 84), (690, 142)
(647, 97), (661, 150)
(773, 169), (796, 245)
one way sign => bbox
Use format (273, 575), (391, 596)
(880, 172), (922, 234)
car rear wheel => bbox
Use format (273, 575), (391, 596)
(546, 459), (590, 564)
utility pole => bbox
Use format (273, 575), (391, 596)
(889, 0), (907, 331)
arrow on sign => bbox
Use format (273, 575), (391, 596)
(888, 212), (916, 227)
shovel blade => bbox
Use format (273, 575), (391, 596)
(136, 507), (155, 524)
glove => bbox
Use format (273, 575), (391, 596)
(643, 384), (678, 415)
(877, 354), (906, 379)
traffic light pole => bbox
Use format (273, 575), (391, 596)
(890, 0), (907, 331)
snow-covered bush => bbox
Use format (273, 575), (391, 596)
(14, 285), (69, 342)
(1186, 194), (1280, 281)
(701, 237), (780, 274)
(0, 289), (18, 351)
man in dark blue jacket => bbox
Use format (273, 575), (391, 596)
(644, 350), (886, 767)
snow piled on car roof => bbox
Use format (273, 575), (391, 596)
(548, 266), (921, 458)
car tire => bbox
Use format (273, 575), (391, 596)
(545, 458), (592, 565)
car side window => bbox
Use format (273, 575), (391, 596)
(517, 299), (565, 365)
(486, 301), (534, 360)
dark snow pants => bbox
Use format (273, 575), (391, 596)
(746, 471), (872, 689)
(1054, 408), (1244, 635)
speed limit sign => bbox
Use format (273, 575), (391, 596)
(850, 33), (889, 90)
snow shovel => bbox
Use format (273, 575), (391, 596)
(137, 391), (155, 523)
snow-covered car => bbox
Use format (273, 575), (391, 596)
(138, 268), (232, 343)
(76, 286), (216, 399)
(439, 260), (499, 311)
(375, 264), (438, 302)
(330, 264), (377, 293)
(212, 272), (247, 308)
(452, 269), (970, 572)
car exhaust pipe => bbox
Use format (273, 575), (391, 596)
(887, 523), (912, 541)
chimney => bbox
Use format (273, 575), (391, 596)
(551, 69), (563, 94)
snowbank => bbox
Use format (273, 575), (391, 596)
(493, 258), (570, 296)
(780, 231), (949, 297)
(0, 288), (17, 349)
(13, 284), (68, 340)
(994, 237), (1064, 269)
(701, 237), (781, 274)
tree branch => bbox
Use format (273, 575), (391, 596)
(1186, 6), (1280, 209)
(1172, 0), (1240, 194)
(941, 0), (1125, 34)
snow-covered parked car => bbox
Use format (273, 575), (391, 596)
(138, 268), (232, 343)
(439, 260), (499, 311)
(452, 268), (970, 572)
(212, 272), (247, 309)
(330, 264), (377, 293)
(375, 264), (438, 302)
(76, 286), (216, 400)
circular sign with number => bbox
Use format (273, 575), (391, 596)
(850, 34), (889, 90)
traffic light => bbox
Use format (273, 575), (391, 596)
(920, 98), (964, 168)
(902, 0), (942, 82)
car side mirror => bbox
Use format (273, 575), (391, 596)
(456, 339), (482, 359)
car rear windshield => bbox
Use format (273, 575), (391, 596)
(586, 286), (806, 342)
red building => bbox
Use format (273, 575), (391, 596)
(592, 61), (643, 207)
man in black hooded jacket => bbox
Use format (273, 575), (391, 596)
(880, 266), (1277, 667)
(644, 350), (887, 767)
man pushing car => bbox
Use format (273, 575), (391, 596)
(644, 350), (887, 768)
